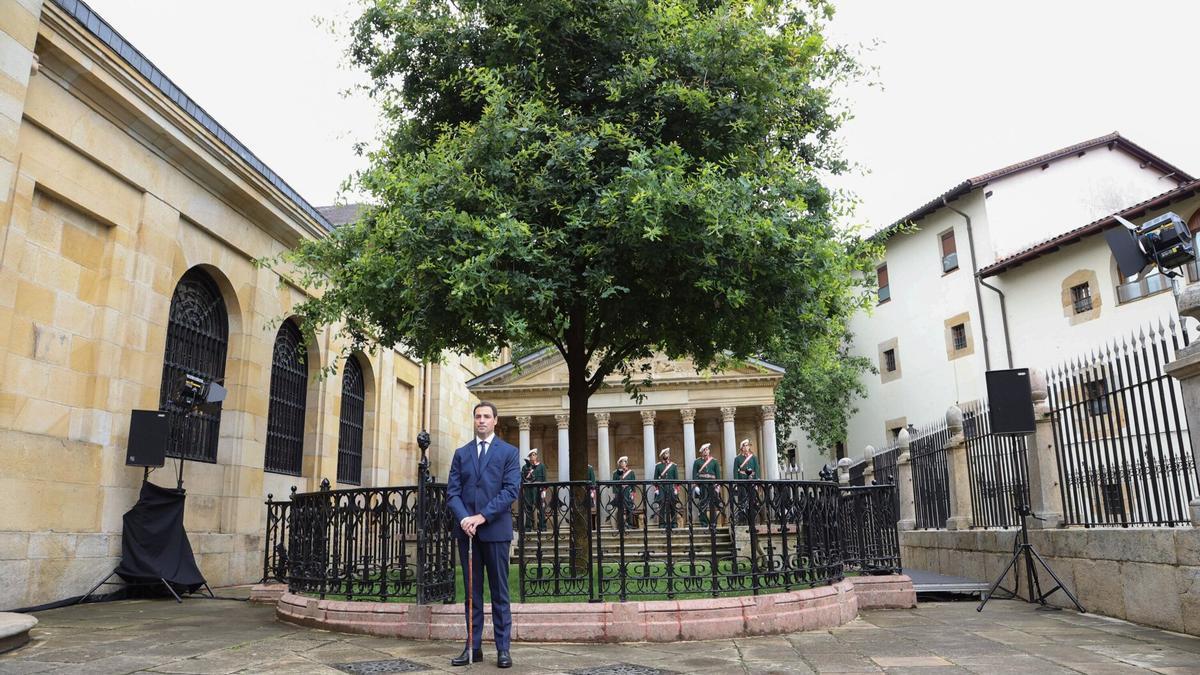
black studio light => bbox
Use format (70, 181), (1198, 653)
(1105, 211), (1194, 279)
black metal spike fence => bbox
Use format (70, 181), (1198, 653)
(962, 402), (1030, 529)
(909, 420), (951, 529)
(1047, 318), (1199, 527)
(870, 442), (901, 517)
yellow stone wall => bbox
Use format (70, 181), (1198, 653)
(0, 1), (481, 609)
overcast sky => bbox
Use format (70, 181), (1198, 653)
(84, 0), (1200, 233)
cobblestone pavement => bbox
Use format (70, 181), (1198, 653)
(2, 588), (1199, 674)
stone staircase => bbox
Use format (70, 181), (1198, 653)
(517, 526), (737, 562)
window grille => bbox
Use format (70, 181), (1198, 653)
(159, 268), (228, 463)
(951, 324), (967, 351)
(1085, 378), (1109, 416)
(265, 320), (308, 476)
(1070, 283), (1093, 314)
(337, 356), (366, 485)
(883, 349), (897, 373)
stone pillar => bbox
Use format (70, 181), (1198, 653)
(944, 405), (972, 530)
(516, 416), (532, 458)
(837, 458), (851, 487)
(720, 406), (738, 480)
(862, 445), (876, 485)
(1163, 284), (1200, 525)
(555, 414), (570, 482)
(761, 405), (779, 480)
(595, 412), (611, 482)
(641, 410), (657, 479)
(896, 428), (916, 530)
(1025, 369), (1065, 528)
(681, 408), (697, 473)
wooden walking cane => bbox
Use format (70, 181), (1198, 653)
(466, 533), (474, 655)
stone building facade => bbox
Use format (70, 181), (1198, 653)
(0, 0), (483, 609)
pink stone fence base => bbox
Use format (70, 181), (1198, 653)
(276, 575), (914, 643)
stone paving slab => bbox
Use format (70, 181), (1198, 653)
(1, 588), (1199, 673)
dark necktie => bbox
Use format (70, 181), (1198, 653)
(478, 441), (488, 459)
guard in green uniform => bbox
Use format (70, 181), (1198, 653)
(521, 449), (547, 530)
(733, 439), (760, 524)
(691, 443), (721, 527)
(611, 456), (637, 530)
(653, 448), (680, 529)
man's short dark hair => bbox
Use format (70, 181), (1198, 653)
(474, 400), (498, 418)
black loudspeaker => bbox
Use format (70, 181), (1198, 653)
(126, 410), (169, 467)
(985, 369), (1036, 436)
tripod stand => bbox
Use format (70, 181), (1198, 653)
(977, 505), (1084, 613)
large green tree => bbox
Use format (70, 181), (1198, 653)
(284, 0), (876, 481)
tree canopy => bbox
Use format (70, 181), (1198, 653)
(283, 0), (878, 475)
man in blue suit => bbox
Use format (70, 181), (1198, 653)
(446, 401), (520, 668)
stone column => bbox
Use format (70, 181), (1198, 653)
(641, 410), (657, 479)
(837, 458), (851, 487)
(862, 445), (876, 485)
(681, 407), (697, 473)
(1025, 369), (1065, 528)
(944, 405), (973, 530)
(896, 428), (916, 530)
(516, 416), (532, 458)
(555, 414), (570, 482)
(595, 412), (611, 481)
(720, 406), (738, 480)
(761, 405), (779, 480)
(1163, 284), (1200, 525)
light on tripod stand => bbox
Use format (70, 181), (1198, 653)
(175, 373), (226, 414)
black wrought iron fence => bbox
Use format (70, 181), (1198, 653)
(1047, 318), (1198, 527)
(872, 444), (899, 485)
(962, 402), (1030, 529)
(516, 478), (898, 602)
(910, 421), (951, 529)
(285, 481), (456, 602)
(839, 485), (901, 574)
(260, 487), (295, 583)
(847, 460), (867, 486)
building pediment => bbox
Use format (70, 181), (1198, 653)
(467, 348), (783, 394)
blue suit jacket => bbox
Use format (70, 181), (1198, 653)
(446, 436), (521, 543)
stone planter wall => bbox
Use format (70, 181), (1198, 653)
(901, 528), (1200, 636)
(275, 575), (914, 643)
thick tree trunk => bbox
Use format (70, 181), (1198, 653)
(564, 312), (592, 576)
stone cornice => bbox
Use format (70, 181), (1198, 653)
(38, 2), (329, 245)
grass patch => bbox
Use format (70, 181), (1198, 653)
(302, 561), (855, 604)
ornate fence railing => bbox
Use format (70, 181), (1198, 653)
(910, 421), (951, 529)
(962, 402), (1030, 529)
(839, 485), (901, 574)
(515, 479), (899, 602)
(260, 488), (295, 583)
(283, 480), (456, 602)
(1047, 318), (1198, 527)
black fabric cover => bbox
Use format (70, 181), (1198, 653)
(115, 480), (205, 594)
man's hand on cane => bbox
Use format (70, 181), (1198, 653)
(460, 514), (486, 537)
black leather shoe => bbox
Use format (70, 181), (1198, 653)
(451, 647), (483, 666)
(497, 650), (513, 668)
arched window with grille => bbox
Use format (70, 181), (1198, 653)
(159, 268), (229, 462)
(264, 320), (308, 475)
(337, 355), (366, 485)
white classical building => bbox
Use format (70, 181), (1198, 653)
(791, 133), (1200, 468)
(466, 348), (784, 483)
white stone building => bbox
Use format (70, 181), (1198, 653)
(791, 133), (1200, 469)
